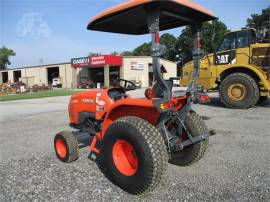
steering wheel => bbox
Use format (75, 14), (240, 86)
(117, 79), (137, 91)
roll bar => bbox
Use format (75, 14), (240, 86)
(87, 0), (216, 112)
(146, 5), (202, 111)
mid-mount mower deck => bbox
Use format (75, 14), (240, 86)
(54, 0), (217, 195)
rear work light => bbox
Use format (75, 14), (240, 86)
(160, 101), (174, 110)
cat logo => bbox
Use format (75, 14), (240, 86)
(217, 54), (229, 64)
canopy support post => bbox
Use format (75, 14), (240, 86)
(145, 4), (171, 112)
(185, 24), (203, 110)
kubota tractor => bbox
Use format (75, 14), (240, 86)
(54, 0), (216, 195)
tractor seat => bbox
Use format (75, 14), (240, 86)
(172, 88), (187, 97)
(108, 88), (127, 101)
(143, 85), (187, 99)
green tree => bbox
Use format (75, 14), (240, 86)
(132, 42), (151, 56)
(120, 51), (133, 56)
(247, 7), (270, 29)
(175, 20), (228, 64)
(160, 33), (177, 61)
(246, 7), (270, 38)
(111, 51), (119, 56)
(175, 27), (193, 63)
(202, 20), (229, 53)
(0, 46), (16, 70)
(123, 33), (177, 59)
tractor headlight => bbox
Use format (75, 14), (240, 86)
(70, 98), (79, 104)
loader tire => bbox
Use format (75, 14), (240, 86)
(54, 131), (79, 163)
(96, 116), (168, 195)
(169, 111), (208, 166)
(220, 73), (259, 108)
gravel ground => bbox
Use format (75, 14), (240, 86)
(0, 93), (269, 201)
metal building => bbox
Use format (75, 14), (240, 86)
(0, 55), (177, 88)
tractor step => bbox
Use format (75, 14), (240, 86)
(173, 134), (208, 152)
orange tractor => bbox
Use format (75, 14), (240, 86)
(54, 0), (216, 195)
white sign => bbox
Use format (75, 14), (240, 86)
(90, 56), (105, 66)
(72, 57), (89, 65)
(131, 62), (144, 70)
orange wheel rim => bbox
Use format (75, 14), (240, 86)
(112, 140), (138, 176)
(55, 139), (67, 159)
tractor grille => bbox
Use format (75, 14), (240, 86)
(252, 47), (270, 79)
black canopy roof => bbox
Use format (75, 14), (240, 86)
(88, 0), (217, 35)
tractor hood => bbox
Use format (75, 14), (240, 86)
(87, 0), (217, 35)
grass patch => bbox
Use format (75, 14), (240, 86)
(0, 89), (84, 102)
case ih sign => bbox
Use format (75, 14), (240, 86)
(71, 55), (123, 68)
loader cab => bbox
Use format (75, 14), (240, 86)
(217, 29), (257, 51)
(214, 29), (257, 65)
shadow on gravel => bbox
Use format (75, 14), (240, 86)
(256, 99), (270, 108)
(200, 96), (270, 109)
(202, 116), (211, 120)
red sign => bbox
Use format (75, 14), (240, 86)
(71, 55), (123, 68)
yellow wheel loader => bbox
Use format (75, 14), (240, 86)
(181, 28), (270, 108)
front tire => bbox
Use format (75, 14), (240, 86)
(219, 73), (259, 108)
(96, 116), (168, 195)
(54, 131), (79, 163)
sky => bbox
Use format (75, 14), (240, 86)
(1, 0), (269, 68)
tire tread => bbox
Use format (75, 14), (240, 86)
(96, 116), (168, 195)
(54, 131), (79, 163)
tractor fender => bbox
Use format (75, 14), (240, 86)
(218, 64), (270, 90)
(100, 98), (160, 139)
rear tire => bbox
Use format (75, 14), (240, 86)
(54, 131), (79, 163)
(169, 111), (209, 166)
(96, 116), (168, 195)
(219, 73), (259, 108)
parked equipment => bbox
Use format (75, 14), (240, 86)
(0, 82), (27, 95)
(77, 81), (95, 89)
(181, 28), (270, 108)
(52, 78), (62, 88)
(53, 0), (216, 195)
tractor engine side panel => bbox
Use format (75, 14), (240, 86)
(69, 95), (97, 126)
(69, 90), (113, 126)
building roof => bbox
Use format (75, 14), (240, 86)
(0, 62), (71, 72)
